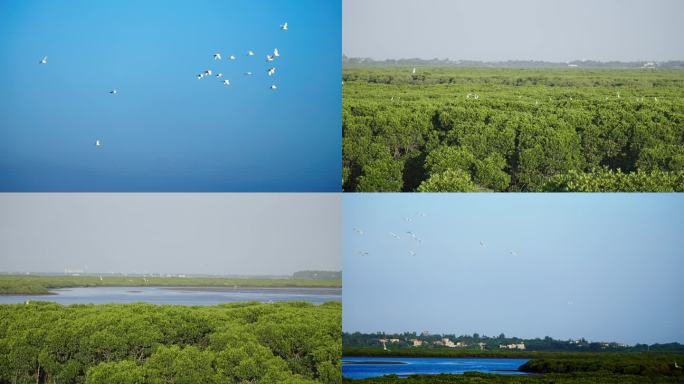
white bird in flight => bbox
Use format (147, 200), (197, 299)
(270, 85), (277, 90)
(354, 228), (364, 235)
(223, 80), (230, 86)
(266, 54), (274, 62)
(409, 251), (416, 257)
(273, 48), (280, 57)
(229, 55), (236, 60)
(109, 89), (118, 95)
(281, 22), (288, 31)
(204, 70), (212, 76)
(197, 73), (205, 80)
(480, 241), (486, 247)
(509, 250), (518, 256)
(247, 50), (255, 56)
(244, 71), (253, 76)
(390, 232), (400, 240)
(358, 251), (368, 256)
(267, 67), (276, 76)
(39, 56), (48, 64)
(216, 73), (223, 78)
(95, 139), (102, 147)
(213, 53), (221, 60)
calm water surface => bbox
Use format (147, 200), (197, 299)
(342, 356), (529, 379)
(0, 286), (341, 305)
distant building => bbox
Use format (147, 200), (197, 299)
(389, 338), (400, 343)
(411, 339), (423, 347)
(442, 338), (457, 348)
(499, 343), (526, 350)
(478, 342), (487, 350)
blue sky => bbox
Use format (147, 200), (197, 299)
(0, 0), (340, 191)
(343, 194), (684, 345)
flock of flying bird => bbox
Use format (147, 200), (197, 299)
(196, 22), (288, 91)
(353, 212), (518, 258)
(38, 22), (288, 148)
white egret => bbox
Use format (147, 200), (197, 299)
(281, 22), (288, 31)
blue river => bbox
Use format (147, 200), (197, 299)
(0, 286), (341, 305)
(342, 356), (529, 379)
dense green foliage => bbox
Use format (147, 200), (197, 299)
(342, 67), (684, 191)
(0, 274), (341, 295)
(0, 301), (341, 383)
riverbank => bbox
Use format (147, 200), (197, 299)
(0, 274), (342, 295)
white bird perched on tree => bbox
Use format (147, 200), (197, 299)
(223, 79), (230, 86)
(266, 54), (274, 62)
(229, 55), (236, 60)
(213, 53), (221, 60)
(281, 22), (288, 31)
(270, 84), (277, 90)
(39, 56), (48, 64)
(95, 139), (102, 147)
(247, 50), (255, 56)
(273, 48), (280, 57)
(109, 89), (118, 95)
(267, 67), (276, 76)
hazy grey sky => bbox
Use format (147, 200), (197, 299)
(343, 0), (684, 61)
(343, 194), (684, 344)
(0, 194), (340, 276)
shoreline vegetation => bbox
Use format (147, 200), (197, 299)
(0, 274), (342, 295)
(0, 301), (341, 384)
(342, 348), (684, 383)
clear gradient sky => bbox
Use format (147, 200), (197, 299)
(0, 193), (341, 276)
(343, 0), (684, 62)
(343, 194), (684, 345)
(0, 0), (341, 191)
